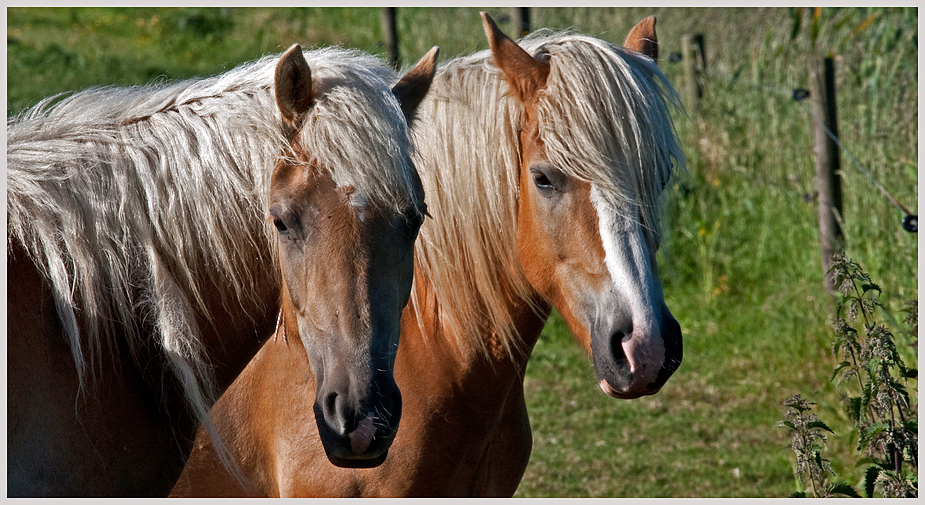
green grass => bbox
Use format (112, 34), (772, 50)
(7, 7), (917, 498)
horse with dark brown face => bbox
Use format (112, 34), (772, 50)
(7, 44), (436, 496)
(171, 14), (683, 497)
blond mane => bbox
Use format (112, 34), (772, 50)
(409, 31), (685, 359)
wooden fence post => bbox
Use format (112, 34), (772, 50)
(809, 55), (844, 293)
(381, 7), (399, 69)
(511, 7), (531, 37)
(680, 33), (705, 111)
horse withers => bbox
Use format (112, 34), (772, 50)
(172, 14), (683, 497)
(7, 44), (437, 496)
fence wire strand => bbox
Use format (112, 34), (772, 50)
(797, 100), (915, 217)
(692, 63), (917, 229)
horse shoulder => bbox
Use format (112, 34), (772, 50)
(172, 339), (298, 497)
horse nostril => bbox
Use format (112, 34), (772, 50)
(609, 331), (630, 370)
(390, 388), (402, 412)
(324, 391), (337, 414)
(594, 329), (633, 391)
(652, 315), (683, 388)
(387, 388), (403, 430)
(323, 391), (347, 433)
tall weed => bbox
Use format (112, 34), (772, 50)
(782, 255), (917, 498)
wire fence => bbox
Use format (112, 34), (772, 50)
(671, 51), (917, 233)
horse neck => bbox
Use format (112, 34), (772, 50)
(402, 268), (551, 400)
(190, 248), (281, 392)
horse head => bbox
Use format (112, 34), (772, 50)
(269, 45), (437, 467)
(481, 13), (682, 399)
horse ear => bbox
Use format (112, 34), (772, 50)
(480, 11), (550, 105)
(275, 44), (314, 137)
(391, 46), (440, 125)
(623, 16), (659, 62)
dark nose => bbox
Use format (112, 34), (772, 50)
(591, 310), (682, 399)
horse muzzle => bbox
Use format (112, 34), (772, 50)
(591, 312), (682, 399)
(313, 375), (402, 468)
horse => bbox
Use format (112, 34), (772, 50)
(170, 13), (684, 497)
(7, 43), (437, 497)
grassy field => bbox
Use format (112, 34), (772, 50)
(7, 7), (917, 498)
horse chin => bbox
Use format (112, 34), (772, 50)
(323, 450), (390, 469)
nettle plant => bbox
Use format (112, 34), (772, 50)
(781, 394), (859, 497)
(782, 254), (918, 498)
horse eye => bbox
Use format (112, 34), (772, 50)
(532, 170), (555, 190)
(403, 212), (423, 232)
(415, 203), (431, 226)
(403, 203), (428, 229)
(273, 217), (289, 235)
